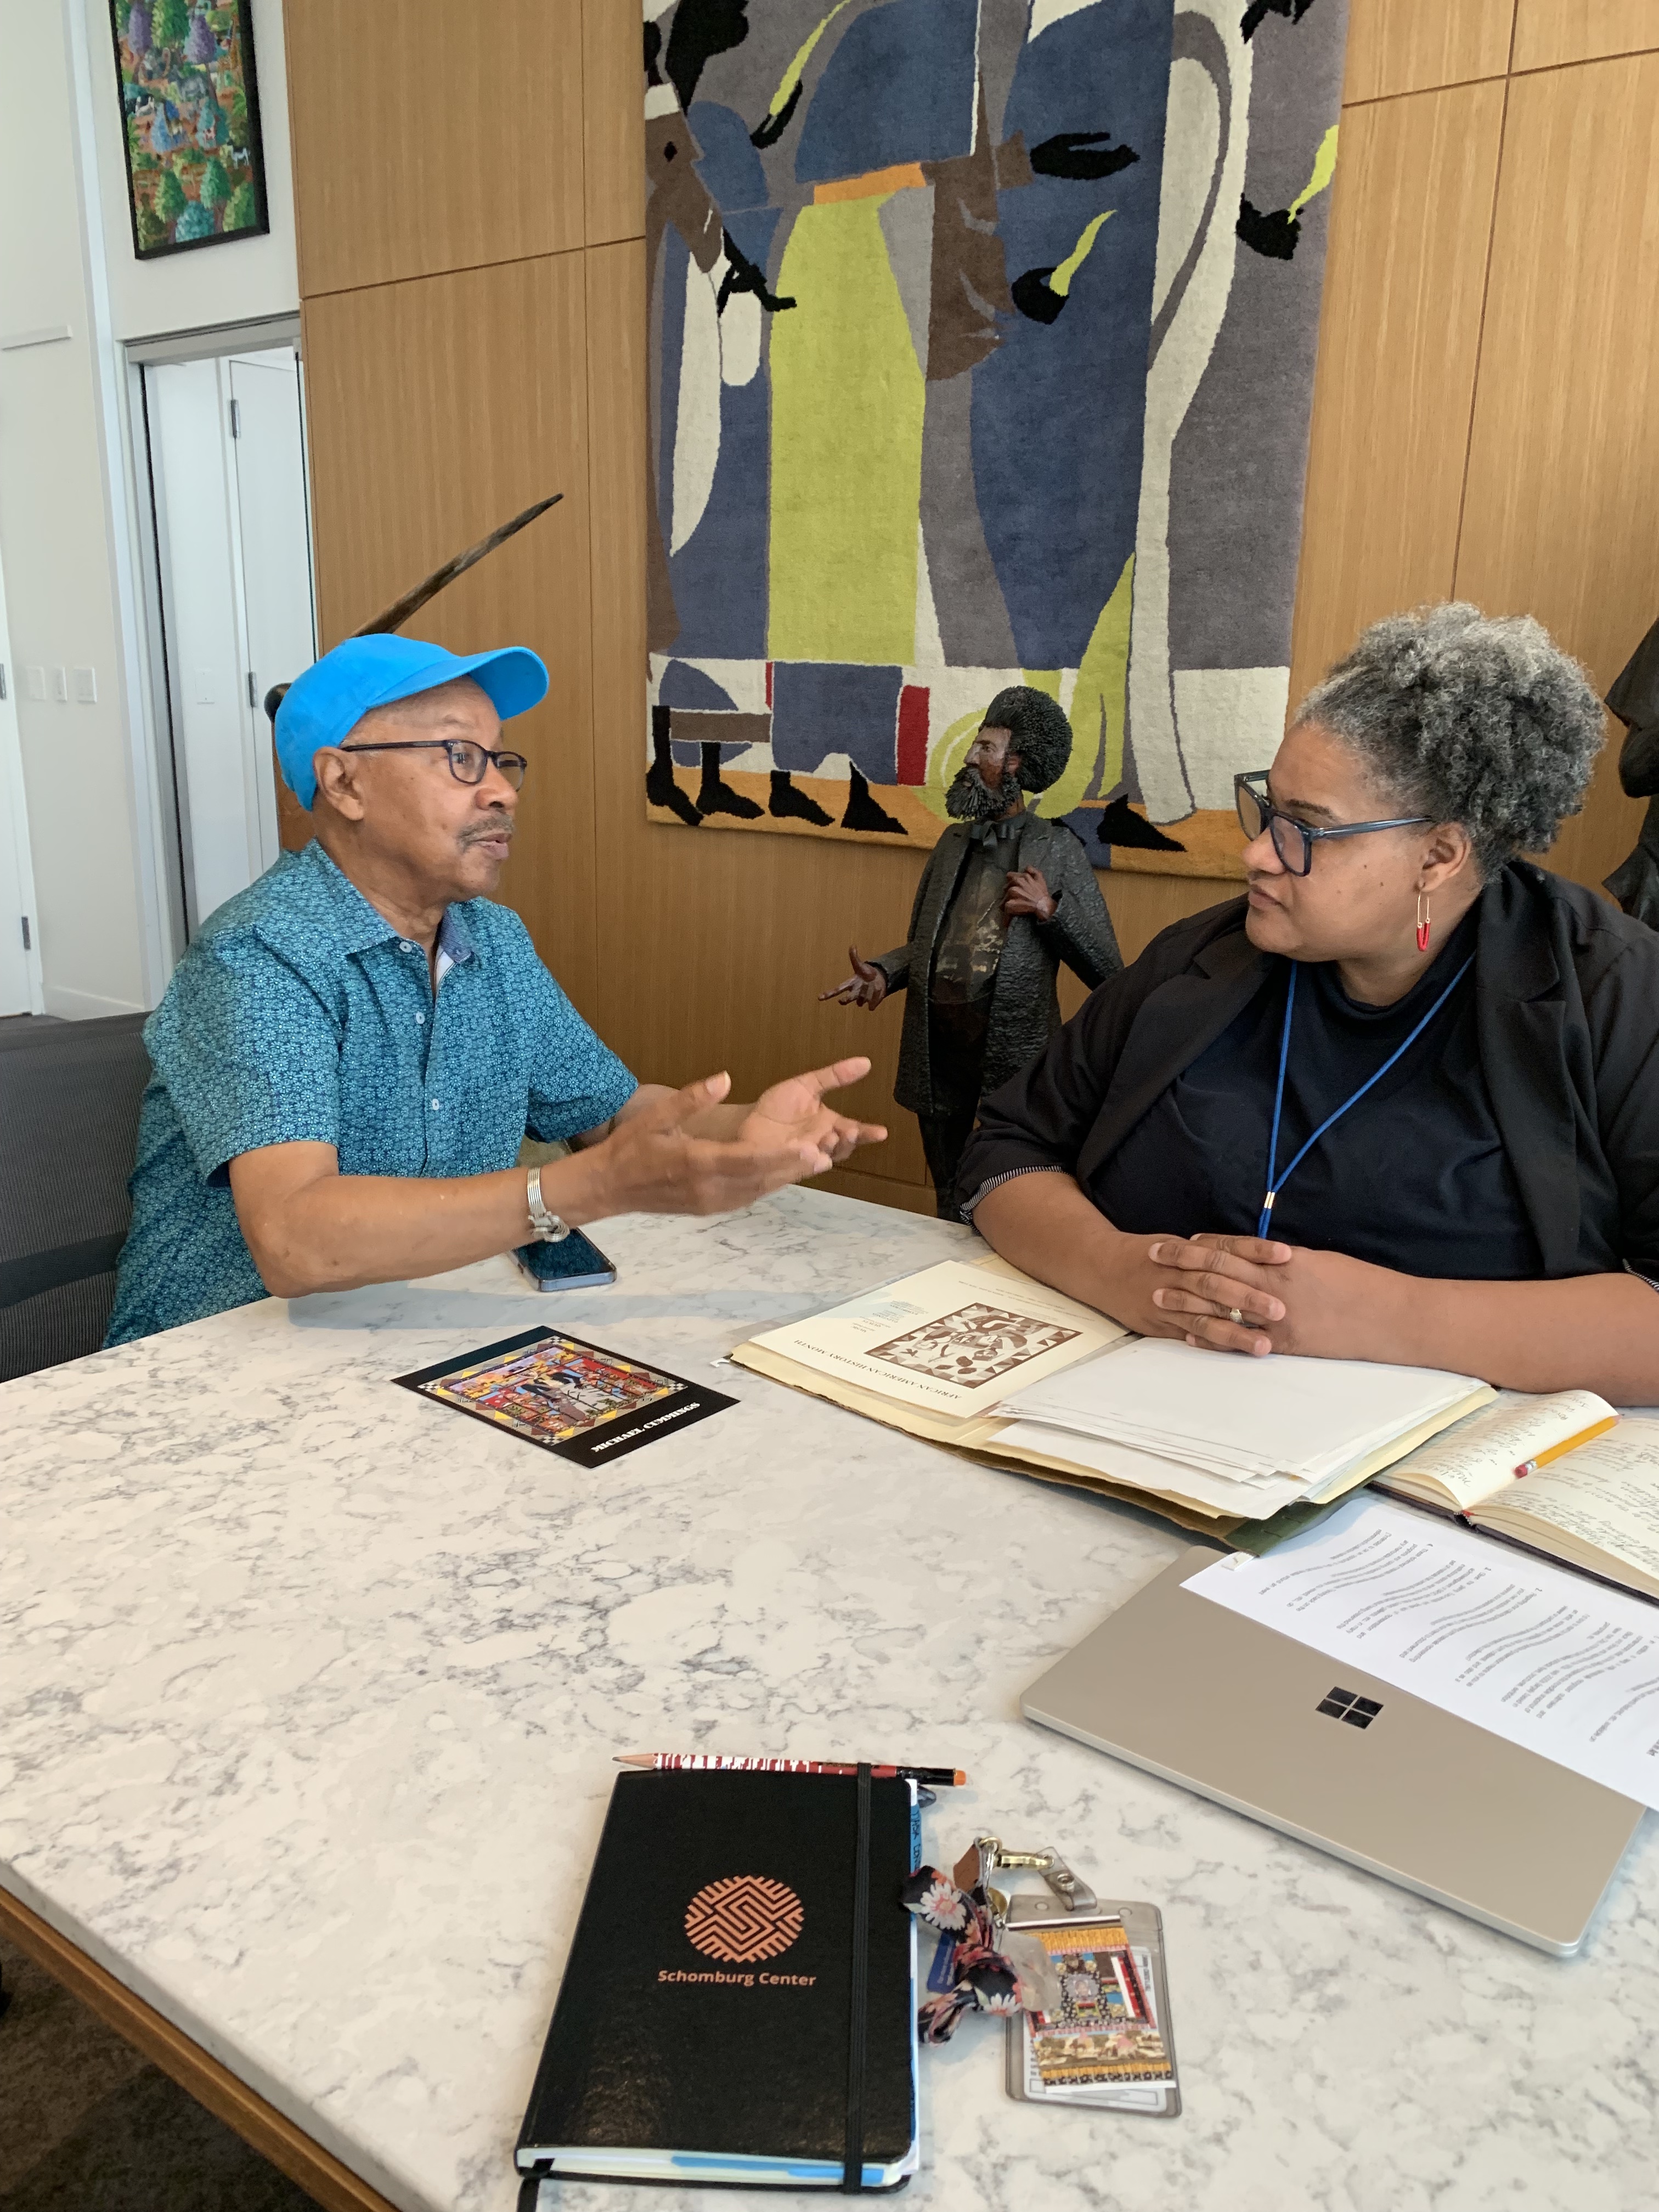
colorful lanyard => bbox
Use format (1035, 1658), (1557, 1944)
(1257, 956), (1475, 1240)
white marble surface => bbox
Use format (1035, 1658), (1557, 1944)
(3, 1185), (1658, 2211)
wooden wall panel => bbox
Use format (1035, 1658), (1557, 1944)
(1342, 0), (1514, 102)
(1455, 52), (1659, 893)
(302, 258), (601, 1015)
(285, 0), (586, 296)
(1512, 0), (1659, 71)
(584, 0), (645, 245)
(1288, 81), (1507, 708)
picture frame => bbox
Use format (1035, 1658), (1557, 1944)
(108, 0), (270, 259)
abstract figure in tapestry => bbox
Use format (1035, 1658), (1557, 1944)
(818, 688), (1120, 1215)
(1603, 614), (1659, 930)
(645, 0), (1172, 842)
(644, 0), (1346, 861)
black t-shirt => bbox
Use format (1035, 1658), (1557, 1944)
(1089, 904), (1543, 1280)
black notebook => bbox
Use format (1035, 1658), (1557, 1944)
(516, 1770), (919, 2191)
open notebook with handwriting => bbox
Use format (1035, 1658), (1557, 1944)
(1374, 1396), (1659, 1602)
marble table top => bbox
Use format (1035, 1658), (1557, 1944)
(3, 1185), (1657, 2211)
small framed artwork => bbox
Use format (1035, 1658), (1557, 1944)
(108, 0), (270, 258)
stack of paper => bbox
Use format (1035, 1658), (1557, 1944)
(732, 1257), (1496, 1531)
(998, 1341), (1492, 1518)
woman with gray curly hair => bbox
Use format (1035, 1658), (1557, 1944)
(958, 603), (1659, 1398)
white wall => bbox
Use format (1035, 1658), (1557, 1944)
(0, 0), (298, 1018)
(89, 0), (299, 345)
(0, 0), (153, 1017)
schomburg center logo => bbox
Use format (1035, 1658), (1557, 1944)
(684, 1875), (804, 1963)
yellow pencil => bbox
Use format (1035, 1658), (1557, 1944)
(1514, 1416), (1618, 1477)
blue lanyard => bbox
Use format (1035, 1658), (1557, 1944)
(1257, 956), (1475, 1240)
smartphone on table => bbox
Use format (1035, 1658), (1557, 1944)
(514, 1231), (617, 1291)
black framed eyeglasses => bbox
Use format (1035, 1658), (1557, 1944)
(340, 738), (528, 790)
(1234, 771), (1430, 876)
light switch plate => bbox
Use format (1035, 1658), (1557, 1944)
(73, 665), (96, 704)
(25, 665), (46, 702)
(50, 667), (69, 703)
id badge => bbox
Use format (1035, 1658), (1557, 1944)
(1001, 1893), (1180, 2118)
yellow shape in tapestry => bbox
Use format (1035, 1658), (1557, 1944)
(1049, 210), (1115, 298)
(768, 199), (925, 666)
(1289, 125), (1339, 218)
(1040, 554), (1134, 815)
(766, 0), (857, 120)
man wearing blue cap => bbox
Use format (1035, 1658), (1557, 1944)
(106, 636), (884, 1344)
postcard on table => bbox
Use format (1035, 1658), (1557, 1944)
(395, 1328), (735, 1467)
(746, 1257), (1127, 1417)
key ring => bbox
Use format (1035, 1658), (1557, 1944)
(900, 1835), (1099, 2042)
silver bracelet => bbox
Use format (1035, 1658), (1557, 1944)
(526, 1164), (572, 1243)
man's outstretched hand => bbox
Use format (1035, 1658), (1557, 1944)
(819, 947), (888, 1009)
(568, 1063), (885, 1221)
(742, 1056), (886, 1167)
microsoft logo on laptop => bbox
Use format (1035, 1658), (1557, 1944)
(1316, 1687), (1383, 1729)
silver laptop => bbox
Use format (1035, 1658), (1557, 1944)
(1022, 1548), (1644, 1955)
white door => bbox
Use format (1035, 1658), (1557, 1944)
(0, 547), (43, 1015)
(145, 345), (315, 936)
(228, 349), (316, 864)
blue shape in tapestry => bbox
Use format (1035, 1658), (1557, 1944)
(972, 2), (1171, 672)
(772, 661), (903, 781)
(793, 0), (981, 183)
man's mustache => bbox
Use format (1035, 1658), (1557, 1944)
(459, 812), (515, 847)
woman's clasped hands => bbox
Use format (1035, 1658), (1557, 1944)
(1140, 1232), (1408, 1361)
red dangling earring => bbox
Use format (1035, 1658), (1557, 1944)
(1416, 890), (1431, 953)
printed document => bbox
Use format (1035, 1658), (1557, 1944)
(1186, 1497), (1659, 1808)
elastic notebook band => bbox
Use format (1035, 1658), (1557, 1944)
(842, 1762), (872, 2192)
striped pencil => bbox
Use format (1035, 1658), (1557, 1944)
(615, 1752), (967, 1786)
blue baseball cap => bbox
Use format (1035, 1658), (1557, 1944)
(274, 634), (550, 809)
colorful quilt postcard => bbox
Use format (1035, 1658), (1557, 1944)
(394, 1329), (735, 1469)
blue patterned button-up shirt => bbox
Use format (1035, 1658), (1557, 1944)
(106, 840), (636, 1344)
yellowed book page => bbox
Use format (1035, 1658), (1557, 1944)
(743, 1257), (1127, 1419)
(1377, 1389), (1616, 1511)
(1475, 1418), (1659, 1599)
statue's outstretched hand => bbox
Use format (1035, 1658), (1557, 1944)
(819, 946), (888, 1008)
(1003, 867), (1057, 922)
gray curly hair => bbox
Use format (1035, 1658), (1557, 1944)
(1294, 603), (1605, 876)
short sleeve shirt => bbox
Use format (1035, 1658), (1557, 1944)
(106, 840), (636, 1343)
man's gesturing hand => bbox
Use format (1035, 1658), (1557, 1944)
(569, 1064), (884, 1220)
(741, 1055), (886, 1169)
(819, 947), (888, 1008)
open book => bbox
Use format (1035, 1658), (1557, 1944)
(733, 1255), (1492, 1532)
(1375, 1392), (1659, 1600)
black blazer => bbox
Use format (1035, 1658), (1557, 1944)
(958, 862), (1659, 1280)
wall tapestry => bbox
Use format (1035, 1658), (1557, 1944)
(644, 0), (1347, 873)
(109, 0), (269, 259)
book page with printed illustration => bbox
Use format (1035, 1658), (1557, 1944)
(743, 1256), (1127, 1417)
